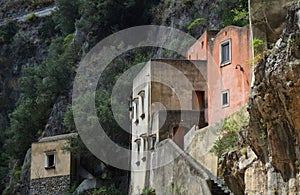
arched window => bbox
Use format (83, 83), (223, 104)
(138, 91), (145, 119)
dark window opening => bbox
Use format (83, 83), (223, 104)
(222, 90), (229, 107)
(48, 154), (55, 166)
(221, 41), (230, 65)
(45, 152), (55, 169)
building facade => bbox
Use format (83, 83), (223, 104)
(130, 59), (208, 194)
(130, 25), (252, 194)
(30, 133), (78, 195)
(187, 25), (252, 124)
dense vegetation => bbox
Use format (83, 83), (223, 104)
(0, 0), (248, 193)
(210, 107), (249, 157)
(218, 0), (249, 27)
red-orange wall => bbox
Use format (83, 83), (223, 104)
(187, 26), (252, 124)
(187, 31), (208, 61)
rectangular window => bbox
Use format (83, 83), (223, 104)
(45, 151), (56, 169)
(222, 90), (229, 107)
(220, 40), (231, 65)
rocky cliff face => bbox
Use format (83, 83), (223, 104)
(0, 17), (52, 129)
(0, 0), (54, 19)
(249, 0), (300, 182)
(153, 0), (223, 36)
(250, 0), (292, 45)
(221, 1), (300, 194)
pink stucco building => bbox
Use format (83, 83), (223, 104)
(187, 25), (252, 124)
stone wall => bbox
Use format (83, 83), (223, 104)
(30, 175), (70, 195)
(184, 123), (221, 175)
(184, 106), (249, 176)
(150, 139), (213, 195)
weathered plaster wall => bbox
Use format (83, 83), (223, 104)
(187, 30), (218, 61)
(30, 139), (71, 179)
(130, 61), (151, 194)
(208, 26), (252, 125)
(150, 139), (212, 195)
(150, 59), (207, 115)
(184, 106), (249, 176)
(186, 26), (252, 125)
(152, 110), (206, 141)
(184, 123), (220, 175)
(130, 59), (208, 194)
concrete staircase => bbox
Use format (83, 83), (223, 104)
(211, 178), (231, 195)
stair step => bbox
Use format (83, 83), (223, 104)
(210, 178), (231, 195)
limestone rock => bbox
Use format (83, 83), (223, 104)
(44, 96), (69, 136)
(249, 0), (300, 181)
(19, 148), (31, 195)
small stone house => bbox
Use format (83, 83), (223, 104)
(30, 133), (79, 195)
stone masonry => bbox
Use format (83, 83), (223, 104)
(30, 175), (70, 195)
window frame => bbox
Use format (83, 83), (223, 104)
(221, 90), (230, 108)
(220, 39), (231, 66)
(45, 151), (56, 169)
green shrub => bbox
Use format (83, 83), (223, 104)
(210, 107), (249, 157)
(13, 170), (21, 180)
(252, 38), (265, 54)
(7, 37), (78, 160)
(218, 0), (249, 27)
(26, 12), (38, 22)
(141, 187), (155, 195)
(92, 185), (125, 195)
(2, 187), (13, 195)
(38, 17), (57, 38)
(63, 33), (74, 46)
(54, 0), (79, 35)
(66, 182), (78, 193)
(0, 20), (18, 43)
(187, 18), (206, 32)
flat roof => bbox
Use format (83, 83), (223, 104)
(37, 133), (78, 143)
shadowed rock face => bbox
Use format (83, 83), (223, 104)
(249, 1), (300, 181)
(250, 0), (293, 45)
